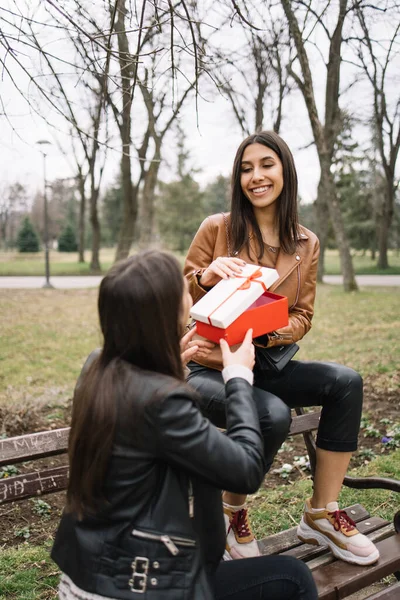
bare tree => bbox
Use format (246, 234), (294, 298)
(354, 4), (400, 269)
(280, 0), (358, 291)
(0, 183), (27, 249)
(137, 58), (198, 247)
(217, 4), (293, 134)
(108, 0), (207, 259)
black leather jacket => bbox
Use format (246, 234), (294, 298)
(51, 362), (265, 599)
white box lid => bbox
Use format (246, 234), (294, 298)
(190, 263), (279, 328)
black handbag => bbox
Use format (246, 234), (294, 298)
(255, 343), (299, 372)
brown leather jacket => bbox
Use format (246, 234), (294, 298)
(184, 212), (320, 371)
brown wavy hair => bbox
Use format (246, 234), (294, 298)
(231, 130), (300, 258)
(67, 250), (185, 518)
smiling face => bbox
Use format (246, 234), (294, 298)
(240, 143), (284, 213)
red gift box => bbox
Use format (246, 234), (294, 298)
(195, 291), (288, 346)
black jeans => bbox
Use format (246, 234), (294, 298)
(214, 554), (318, 599)
(187, 360), (363, 474)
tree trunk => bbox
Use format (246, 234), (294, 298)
(90, 216), (101, 271)
(115, 151), (136, 261)
(89, 182), (101, 272)
(114, 0), (136, 261)
(315, 173), (330, 283)
(321, 161), (357, 291)
(77, 170), (86, 263)
(138, 149), (161, 249)
(377, 182), (394, 269)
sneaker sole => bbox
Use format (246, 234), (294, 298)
(297, 520), (380, 566)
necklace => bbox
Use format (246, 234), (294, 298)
(263, 241), (279, 253)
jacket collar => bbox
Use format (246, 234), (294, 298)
(247, 228), (305, 291)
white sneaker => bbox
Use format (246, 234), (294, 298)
(223, 502), (260, 560)
(297, 498), (380, 566)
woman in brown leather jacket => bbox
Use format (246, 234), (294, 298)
(184, 131), (379, 567)
(52, 249), (318, 600)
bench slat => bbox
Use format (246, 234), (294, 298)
(258, 504), (370, 556)
(0, 428), (69, 467)
(313, 534), (400, 600)
(0, 465), (68, 503)
(366, 581), (400, 599)
(0, 411), (321, 468)
(289, 411), (320, 436)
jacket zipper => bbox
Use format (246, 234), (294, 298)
(132, 529), (196, 556)
(289, 264), (301, 310)
(270, 257), (302, 294)
(188, 479), (194, 518)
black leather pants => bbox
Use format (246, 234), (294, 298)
(187, 360), (363, 475)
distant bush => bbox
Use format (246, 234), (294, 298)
(16, 217), (40, 253)
(58, 223), (78, 252)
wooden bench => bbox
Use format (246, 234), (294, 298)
(1, 408), (399, 599)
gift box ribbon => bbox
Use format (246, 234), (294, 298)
(207, 269), (267, 325)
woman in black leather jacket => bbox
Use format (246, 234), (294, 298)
(51, 249), (317, 600)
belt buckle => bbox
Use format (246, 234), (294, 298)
(129, 557), (149, 594)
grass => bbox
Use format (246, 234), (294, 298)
(0, 248), (114, 276)
(297, 284), (400, 386)
(0, 544), (58, 600)
(1, 284), (398, 409)
(323, 249), (400, 275)
(0, 248), (399, 276)
(0, 288), (99, 407)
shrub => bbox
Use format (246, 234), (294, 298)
(58, 223), (78, 252)
(16, 217), (40, 252)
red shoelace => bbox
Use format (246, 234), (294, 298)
(228, 508), (252, 539)
(328, 509), (357, 533)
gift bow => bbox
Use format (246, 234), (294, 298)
(207, 269), (267, 325)
(237, 268), (267, 292)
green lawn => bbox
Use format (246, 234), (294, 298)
(0, 544), (58, 600)
(0, 248), (399, 276)
(0, 248), (114, 276)
(1, 283), (398, 409)
(324, 250), (400, 275)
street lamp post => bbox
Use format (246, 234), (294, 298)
(36, 140), (53, 289)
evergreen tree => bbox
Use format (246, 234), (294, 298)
(58, 223), (78, 252)
(203, 175), (230, 215)
(102, 179), (123, 246)
(332, 114), (377, 253)
(157, 129), (205, 253)
(16, 217), (40, 253)
(157, 176), (205, 253)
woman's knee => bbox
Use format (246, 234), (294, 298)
(254, 391), (292, 440)
(328, 364), (363, 406)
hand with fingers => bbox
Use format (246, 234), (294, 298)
(220, 329), (255, 371)
(199, 257), (247, 288)
(180, 325), (216, 367)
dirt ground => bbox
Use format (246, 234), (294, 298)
(1, 374), (399, 552)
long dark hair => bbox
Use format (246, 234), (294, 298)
(67, 250), (186, 518)
(231, 130), (300, 258)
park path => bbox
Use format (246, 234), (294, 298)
(0, 275), (399, 289)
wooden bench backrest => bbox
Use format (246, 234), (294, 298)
(0, 411), (321, 504)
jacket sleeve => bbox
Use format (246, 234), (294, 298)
(267, 237), (320, 348)
(183, 217), (217, 304)
(148, 379), (265, 494)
